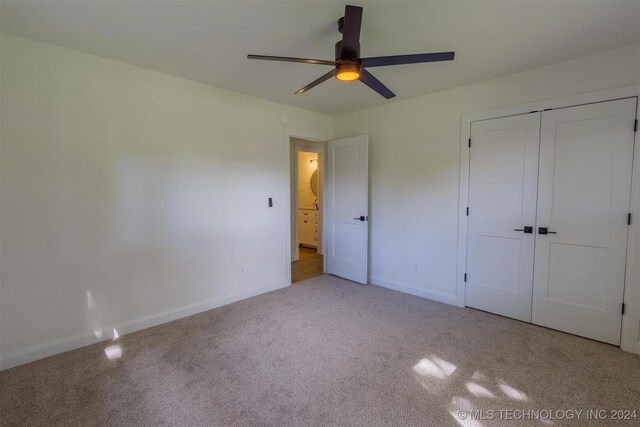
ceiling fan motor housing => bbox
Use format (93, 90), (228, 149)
(335, 40), (360, 64)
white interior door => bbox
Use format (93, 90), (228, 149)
(532, 98), (636, 345)
(466, 114), (541, 321)
(326, 135), (369, 284)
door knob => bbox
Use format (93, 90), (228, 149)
(353, 216), (368, 221)
(514, 226), (533, 234)
(538, 227), (557, 235)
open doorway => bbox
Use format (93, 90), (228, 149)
(291, 138), (324, 283)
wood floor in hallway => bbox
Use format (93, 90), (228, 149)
(292, 246), (323, 283)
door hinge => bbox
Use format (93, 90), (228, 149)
(622, 303), (626, 315)
(635, 119), (638, 132)
(466, 207), (469, 216)
(629, 213), (632, 225)
(464, 273), (467, 282)
(468, 138), (471, 148)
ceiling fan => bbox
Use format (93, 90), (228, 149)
(247, 5), (454, 99)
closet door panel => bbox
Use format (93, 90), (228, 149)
(532, 98), (636, 345)
(466, 113), (541, 322)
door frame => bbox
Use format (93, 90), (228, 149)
(457, 84), (640, 353)
(284, 128), (328, 285)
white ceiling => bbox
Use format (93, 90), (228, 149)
(1, 0), (639, 115)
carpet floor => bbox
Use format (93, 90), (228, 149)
(1, 275), (639, 426)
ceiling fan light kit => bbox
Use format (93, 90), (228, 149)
(336, 63), (360, 81)
(248, 5), (455, 99)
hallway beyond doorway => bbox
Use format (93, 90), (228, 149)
(292, 246), (323, 283)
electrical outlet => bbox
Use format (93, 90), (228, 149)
(240, 264), (246, 273)
(412, 263), (418, 272)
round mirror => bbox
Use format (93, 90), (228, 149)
(310, 170), (319, 196)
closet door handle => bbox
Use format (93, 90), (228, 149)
(538, 227), (556, 235)
(514, 226), (533, 234)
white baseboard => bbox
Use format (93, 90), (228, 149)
(620, 337), (640, 355)
(0, 280), (290, 371)
(370, 276), (461, 307)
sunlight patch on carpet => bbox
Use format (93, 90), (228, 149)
(104, 344), (122, 360)
(414, 356), (457, 379)
(465, 382), (495, 399)
(497, 379), (528, 401)
(449, 396), (484, 427)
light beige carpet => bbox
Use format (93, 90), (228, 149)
(1, 275), (639, 426)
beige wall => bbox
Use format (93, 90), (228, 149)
(2, 32), (640, 367)
(297, 151), (318, 209)
(334, 43), (640, 346)
(0, 34), (332, 368)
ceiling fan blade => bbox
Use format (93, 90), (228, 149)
(340, 5), (363, 59)
(361, 51), (455, 68)
(247, 55), (336, 66)
(358, 69), (395, 99)
(295, 69), (337, 94)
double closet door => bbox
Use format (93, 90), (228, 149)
(466, 98), (636, 345)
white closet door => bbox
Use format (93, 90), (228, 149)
(532, 98), (636, 345)
(466, 114), (541, 321)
